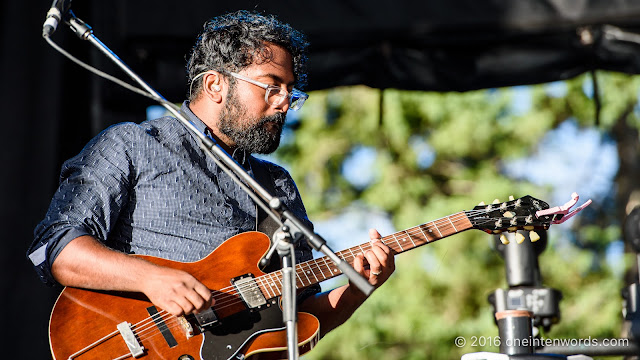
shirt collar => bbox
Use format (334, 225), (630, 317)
(180, 100), (208, 135)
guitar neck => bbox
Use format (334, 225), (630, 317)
(257, 211), (473, 298)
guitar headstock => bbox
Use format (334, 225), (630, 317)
(467, 195), (549, 245)
(467, 193), (592, 245)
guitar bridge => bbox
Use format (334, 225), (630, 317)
(232, 274), (267, 309)
(116, 321), (145, 358)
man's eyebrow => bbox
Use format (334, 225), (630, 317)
(257, 73), (294, 87)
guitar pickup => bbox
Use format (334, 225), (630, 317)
(232, 274), (267, 309)
(193, 308), (219, 330)
(117, 321), (145, 358)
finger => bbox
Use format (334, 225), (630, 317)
(368, 244), (390, 265)
(369, 228), (382, 241)
(363, 249), (382, 275)
(176, 294), (197, 315)
(193, 282), (214, 309)
(370, 240), (391, 256)
(163, 301), (184, 317)
(184, 291), (208, 313)
(352, 253), (366, 274)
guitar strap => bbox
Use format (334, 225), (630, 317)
(249, 156), (282, 273)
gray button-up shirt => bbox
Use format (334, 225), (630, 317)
(28, 102), (318, 300)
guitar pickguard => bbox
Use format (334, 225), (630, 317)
(200, 303), (284, 360)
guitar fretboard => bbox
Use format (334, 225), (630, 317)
(256, 211), (473, 299)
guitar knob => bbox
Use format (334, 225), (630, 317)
(530, 231), (540, 242)
(515, 233), (525, 244)
(507, 226), (517, 232)
(478, 201), (486, 206)
(500, 234), (510, 244)
(493, 199), (500, 204)
(509, 195), (515, 201)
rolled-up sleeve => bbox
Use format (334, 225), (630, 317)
(27, 124), (135, 286)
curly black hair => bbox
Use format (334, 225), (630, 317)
(186, 10), (309, 101)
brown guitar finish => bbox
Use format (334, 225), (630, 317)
(49, 195), (562, 359)
(49, 232), (319, 360)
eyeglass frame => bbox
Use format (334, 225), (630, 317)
(189, 70), (309, 111)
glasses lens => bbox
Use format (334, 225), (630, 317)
(289, 90), (308, 111)
(266, 87), (287, 106)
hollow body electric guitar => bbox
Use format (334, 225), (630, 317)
(49, 194), (590, 360)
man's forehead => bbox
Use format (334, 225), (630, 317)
(244, 43), (294, 82)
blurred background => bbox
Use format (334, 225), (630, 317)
(4, 1), (640, 359)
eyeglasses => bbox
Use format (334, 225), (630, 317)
(190, 71), (308, 111)
(227, 71), (308, 111)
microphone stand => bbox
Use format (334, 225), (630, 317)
(52, 10), (374, 360)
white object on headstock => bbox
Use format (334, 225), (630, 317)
(535, 192), (592, 224)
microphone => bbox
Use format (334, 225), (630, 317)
(42, 0), (72, 38)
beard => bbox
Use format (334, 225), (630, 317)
(218, 90), (286, 154)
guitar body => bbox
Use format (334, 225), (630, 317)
(49, 232), (319, 360)
(49, 194), (572, 359)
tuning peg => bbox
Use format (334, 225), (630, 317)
(530, 231), (540, 242)
(503, 211), (514, 218)
(500, 234), (510, 244)
(478, 201), (486, 206)
(508, 227), (517, 232)
(509, 195), (515, 201)
(493, 230), (502, 234)
(515, 233), (525, 244)
(493, 199), (500, 204)
(524, 225), (534, 231)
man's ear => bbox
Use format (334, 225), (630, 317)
(201, 71), (223, 103)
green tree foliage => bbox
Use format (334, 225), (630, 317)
(274, 72), (640, 359)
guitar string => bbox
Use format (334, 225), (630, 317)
(127, 204), (528, 339)
(126, 203), (535, 341)
(132, 204), (528, 334)
(129, 209), (520, 342)
(198, 205), (522, 305)
(230, 208), (497, 295)
(226, 202), (533, 305)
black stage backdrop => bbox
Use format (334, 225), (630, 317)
(3, 1), (640, 358)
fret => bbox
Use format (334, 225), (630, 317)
(346, 247), (357, 263)
(270, 274), (280, 295)
(405, 229), (418, 247)
(357, 244), (366, 254)
(448, 216), (458, 232)
(261, 278), (273, 298)
(295, 269), (305, 287)
(319, 257), (331, 279)
(417, 225), (430, 242)
(305, 261), (320, 283)
(322, 256), (339, 277)
(430, 222), (443, 237)
(255, 211), (473, 293)
(392, 233), (404, 251)
(267, 273), (280, 297)
(299, 262), (311, 285)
